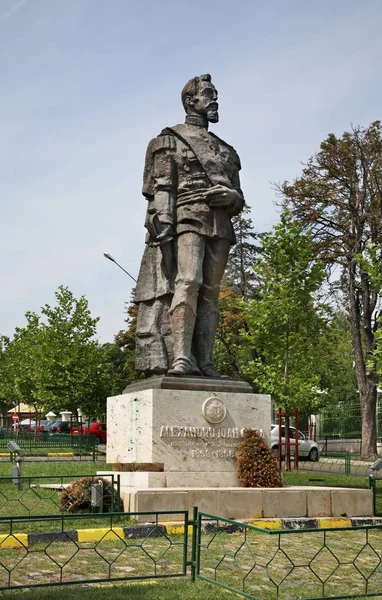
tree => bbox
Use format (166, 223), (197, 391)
(240, 213), (329, 414)
(114, 301), (141, 383)
(280, 122), (382, 455)
(223, 203), (262, 299)
(357, 243), (382, 386)
(0, 313), (42, 410)
(214, 283), (254, 380)
(316, 311), (358, 408)
(33, 286), (102, 414)
(0, 286), (121, 417)
(213, 205), (262, 379)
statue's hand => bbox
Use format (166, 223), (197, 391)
(146, 212), (175, 244)
(205, 185), (240, 208)
(155, 223), (175, 244)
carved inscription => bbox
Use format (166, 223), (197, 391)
(160, 426), (256, 461)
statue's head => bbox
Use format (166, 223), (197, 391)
(181, 74), (219, 123)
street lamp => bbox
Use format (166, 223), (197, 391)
(103, 252), (137, 283)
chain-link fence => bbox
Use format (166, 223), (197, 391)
(196, 512), (382, 599)
(0, 431), (98, 461)
(0, 510), (189, 590)
(0, 474), (121, 517)
(319, 400), (382, 443)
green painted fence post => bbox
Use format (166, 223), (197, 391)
(190, 506), (198, 582)
(345, 453), (351, 475)
(117, 474), (121, 511)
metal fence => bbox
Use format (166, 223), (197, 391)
(299, 454), (366, 476)
(369, 478), (382, 517)
(0, 510), (189, 590)
(0, 474), (121, 516)
(0, 431), (98, 461)
(196, 512), (382, 599)
(0, 507), (381, 597)
(319, 400), (382, 441)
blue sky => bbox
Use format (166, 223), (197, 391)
(1, 0), (382, 342)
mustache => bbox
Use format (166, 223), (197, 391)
(207, 102), (219, 111)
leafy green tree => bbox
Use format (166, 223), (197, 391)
(214, 283), (254, 380)
(0, 337), (13, 413)
(115, 301), (141, 383)
(280, 121), (382, 455)
(240, 213), (329, 414)
(223, 203), (262, 299)
(0, 286), (123, 417)
(99, 342), (130, 395)
(356, 243), (382, 385)
(214, 205), (262, 378)
(316, 311), (358, 408)
(0, 313), (42, 410)
(32, 286), (101, 414)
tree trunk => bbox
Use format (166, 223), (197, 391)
(348, 265), (377, 456)
(360, 379), (377, 457)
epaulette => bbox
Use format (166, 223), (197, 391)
(151, 133), (176, 153)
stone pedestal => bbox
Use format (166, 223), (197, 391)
(106, 376), (271, 488)
(101, 377), (374, 520)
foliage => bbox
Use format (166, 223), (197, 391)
(215, 205), (261, 380)
(224, 203), (262, 299)
(0, 286), (125, 416)
(315, 311), (359, 407)
(214, 284), (253, 380)
(280, 121), (382, 455)
(0, 314), (42, 409)
(235, 429), (282, 488)
(98, 342), (130, 397)
(115, 300), (141, 383)
(240, 213), (329, 412)
(356, 243), (382, 377)
(59, 476), (121, 513)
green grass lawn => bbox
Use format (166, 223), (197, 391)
(0, 580), (236, 599)
(1, 579), (381, 600)
(0, 460), (380, 598)
(0, 462), (118, 524)
(0, 461), (111, 477)
(0, 462), (379, 517)
(0, 526), (381, 598)
(282, 470), (369, 487)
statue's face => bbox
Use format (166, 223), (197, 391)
(190, 81), (219, 123)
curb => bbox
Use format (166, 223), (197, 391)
(0, 525), (167, 548)
(1, 517), (381, 548)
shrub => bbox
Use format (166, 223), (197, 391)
(235, 429), (282, 487)
(59, 477), (121, 512)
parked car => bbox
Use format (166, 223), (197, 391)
(271, 424), (319, 461)
(50, 421), (83, 434)
(37, 420), (57, 432)
(79, 422), (107, 444)
(70, 423), (89, 436)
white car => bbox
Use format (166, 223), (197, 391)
(271, 424), (319, 461)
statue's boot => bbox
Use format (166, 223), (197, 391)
(167, 303), (196, 376)
(194, 292), (229, 379)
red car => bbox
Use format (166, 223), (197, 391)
(79, 422), (107, 444)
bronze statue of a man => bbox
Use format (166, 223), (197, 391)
(134, 74), (245, 377)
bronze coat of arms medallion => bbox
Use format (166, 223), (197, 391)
(202, 397), (227, 424)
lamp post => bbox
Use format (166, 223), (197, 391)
(103, 252), (137, 283)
